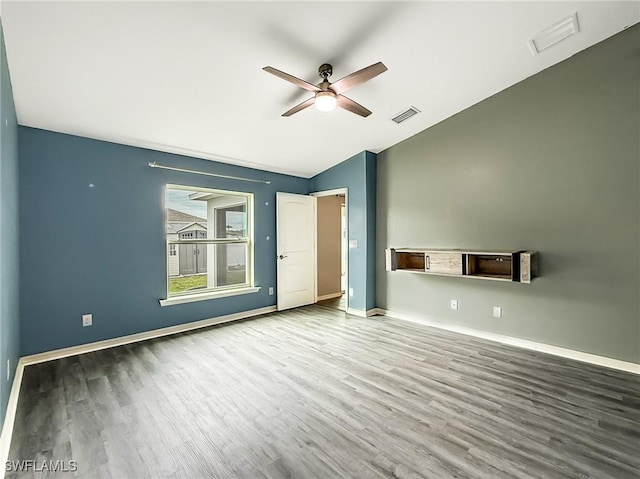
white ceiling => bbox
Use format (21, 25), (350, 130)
(2, 1), (638, 178)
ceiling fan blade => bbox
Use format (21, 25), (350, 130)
(263, 66), (321, 93)
(282, 97), (316, 117)
(336, 95), (372, 117)
(330, 62), (387, 95)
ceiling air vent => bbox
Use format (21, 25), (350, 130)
(392, 106), (420, 124)
(529, 12), (580, 54)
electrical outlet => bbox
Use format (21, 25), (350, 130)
(82, 314), (93, 327)
(450, 299), (458, 310)
(493, 306), (503, 318)
(268, 287), (274, 295)
(349, 288), (354, 297)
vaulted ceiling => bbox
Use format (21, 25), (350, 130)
(2, 1), (638, 177)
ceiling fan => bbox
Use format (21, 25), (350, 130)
(263, 62), (387, 117)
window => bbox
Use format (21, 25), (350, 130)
(164, 184), (254, 302)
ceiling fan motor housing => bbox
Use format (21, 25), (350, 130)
(318, 63), (333, 79)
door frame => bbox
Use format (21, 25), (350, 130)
(310, 188), (348, 309)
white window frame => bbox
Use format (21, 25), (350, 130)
(160, 184), (258, 307)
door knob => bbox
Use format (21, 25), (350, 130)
(278, 255), (288, 260)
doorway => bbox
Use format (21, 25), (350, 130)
(312, 188), (348, 312)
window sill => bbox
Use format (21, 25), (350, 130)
(159, 286), (261, 307)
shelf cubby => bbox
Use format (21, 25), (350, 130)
(386, 248), (537, 283)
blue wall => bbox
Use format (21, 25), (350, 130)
(365, 151), (377, 309)
(0, 22), (20, 428)
(310, 151), (376, 312)
(19, 127), (309, 355)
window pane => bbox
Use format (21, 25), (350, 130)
(210, 243), (247, 287)
(166, 188), (248, 240)
(214, 202), (247, 240)
(166, 189), (208, 224)
(166, 242), (247, 295)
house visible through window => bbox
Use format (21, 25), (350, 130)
(165, 185), (253, 297)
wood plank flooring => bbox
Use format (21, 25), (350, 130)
(316, 294), (346, 312)
(7, 306), (640, 478)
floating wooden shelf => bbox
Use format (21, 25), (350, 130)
(386, 248), (538, 283)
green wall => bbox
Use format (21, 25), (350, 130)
(377, 25), (640, 363)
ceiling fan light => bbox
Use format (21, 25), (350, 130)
(315, 91), (337, 112)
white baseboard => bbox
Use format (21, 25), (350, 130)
(21, 306), (276, 366)
(0, 357), (26, 479)
(346, 308), (384, 318)
(316, 292), (343, 301)
(381, 309), (640, 375)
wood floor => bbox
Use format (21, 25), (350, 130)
(8, 306), (640, 478)
(316, 293), (346, 312)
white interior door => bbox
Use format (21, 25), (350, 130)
(276, 192), (316, 311)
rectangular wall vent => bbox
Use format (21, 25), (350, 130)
(529, 12), (580, 54)
(392, 106), (421, 124)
